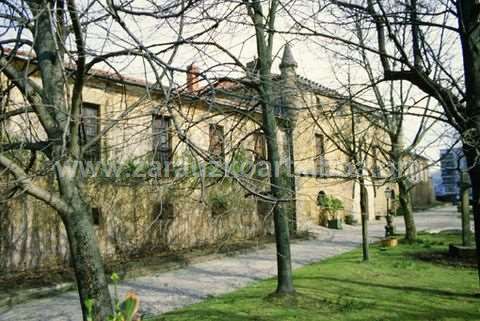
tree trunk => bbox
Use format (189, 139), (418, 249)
(257, 60), (295, 295)
(398, 179), (416, 242)
(361, 212), (369, 260)
(359, 179), (369, 261)
(57, 163), (113, 321)
(64, 209), (113, 321)
(391, 142), (416, 242)
(16, 1), (114, 317)
(263, 103), (295, 294)
(286, 127), (297, 234)
(460, 172), (472, 247)
(248, 0), (295, 294)
(457, 0), (480, 285)
(272, 202), (295, 294)
(463, 148), (480, 285)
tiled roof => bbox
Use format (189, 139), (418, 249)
(295, 75), (342, 98)
(1, 47), (161, 90)
(2, 47), (342, 101)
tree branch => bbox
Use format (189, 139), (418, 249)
(0, 153), (70, 214)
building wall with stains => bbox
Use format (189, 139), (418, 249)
(0, 56), (430, 274)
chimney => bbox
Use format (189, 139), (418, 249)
(186, 63), (200, 92)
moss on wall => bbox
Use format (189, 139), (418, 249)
(0, 178), (269, 274)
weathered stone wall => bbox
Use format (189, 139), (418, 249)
(0, 193), (68, 273)
(0, 59), (398, 275)
(0, 180), (269, 274)
(411, 180), (435, 209)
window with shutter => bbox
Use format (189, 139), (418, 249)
(315, 133), (328, 176)
(152, 115), (172, 173)
(209, 124), (225, 161)
(254, 132), (266, 162)
(80, 103), (100, 161)
(91, 207), (102, 226)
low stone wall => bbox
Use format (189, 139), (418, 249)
(0, 179), (270, 274)
(411, 181), (435, 209)
(0, 194), (69, 273)
(0, 174), (395, 275)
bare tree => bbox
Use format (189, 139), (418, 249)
(352, 19), (442, 241)
(304, 78), (381, 261)
(281, 0), (480, 282)
(92, 0), (297, 295)
(241, 0), (295, 294)
(0, 0), (189, 319)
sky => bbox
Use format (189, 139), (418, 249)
(2, 0), (460, 165)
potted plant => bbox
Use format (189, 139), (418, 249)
(345, 213), (358, 225)
(381, 237), (398, 247)
(317, 193), (344, 229)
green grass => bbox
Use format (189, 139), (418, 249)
(152, 232), (480, 321)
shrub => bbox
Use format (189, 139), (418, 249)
(317, 195), (344, 220)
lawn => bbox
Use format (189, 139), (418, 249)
(151, 232), (480, 321)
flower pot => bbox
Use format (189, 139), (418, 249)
(345, 215), (357, 225)
(327, 219), (343, 230)
(381, 238), (398, 247)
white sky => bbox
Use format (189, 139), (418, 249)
(3, 0), (460, 164)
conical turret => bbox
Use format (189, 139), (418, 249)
(280, 43), (298, 69)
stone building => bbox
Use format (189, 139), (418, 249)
(408, 154), (436, 209)
(0, 46), (430, 274)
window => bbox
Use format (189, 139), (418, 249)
(254, 132), (266, 162)
(412, 161), (419, 182)
(317, 190), (327, 207)
(274, 99), (288, 118)
(80, 103), (100, 161)
(315, 133), (328, 176)
(209, 124), (225, 161)
(443, 176), (457, 184)
(444, 185), (457, 193)
(315, 133), (325, 159)
(152, 201), (175, 221)
(91, 207), (102, 226)
(152, 115), (172, 172)
(211, 198), (228, 217)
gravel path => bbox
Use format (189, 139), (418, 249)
(0, 206), (461, 321)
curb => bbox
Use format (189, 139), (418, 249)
(0, 241), (277, 309)
(0, 283), (75, 308)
